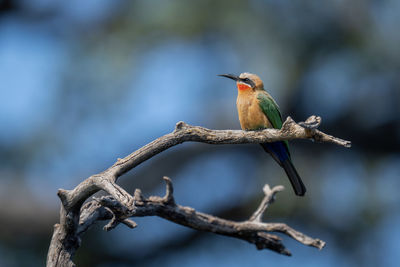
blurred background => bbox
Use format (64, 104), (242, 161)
(1, 0), (399, 266)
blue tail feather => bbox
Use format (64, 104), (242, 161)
(260, 142), (306, 196)
(262, 142), (289, 164)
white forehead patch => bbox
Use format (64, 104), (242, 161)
(239, 72), (254, 79)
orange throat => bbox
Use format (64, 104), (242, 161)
(236, 82), (252, 91)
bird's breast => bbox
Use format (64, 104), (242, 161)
(236, 93), (271, 130)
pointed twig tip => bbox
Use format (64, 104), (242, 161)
(162, 176), (175, 204)
(272, 185), (285, 192)
(122, 219), (137, 229)
(315, 239), (326, 250)
(175, 121), (187, 131)
(163, 176), (172, 183)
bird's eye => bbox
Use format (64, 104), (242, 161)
(243, 78), (251, 84)
(242, 78), (255, 88)
(244, 78), (253, 84)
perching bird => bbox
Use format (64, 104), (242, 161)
(219, 72), (306, 196)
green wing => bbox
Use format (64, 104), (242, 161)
(257, 92), (291, 156)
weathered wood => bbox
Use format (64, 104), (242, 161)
(47, 116), (350, 266)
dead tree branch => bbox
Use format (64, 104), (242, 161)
(46, 115), (350, 267)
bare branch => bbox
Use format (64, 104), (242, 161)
(77, 178), (325, 255)
(250, 184), (284, 222)
(47, 116), (345, 266)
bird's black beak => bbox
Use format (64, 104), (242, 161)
(218, 74), (239, 81)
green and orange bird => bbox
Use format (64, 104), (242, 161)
(219, 72), (306, 196)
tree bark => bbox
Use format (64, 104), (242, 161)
(46, 115), (350, 266)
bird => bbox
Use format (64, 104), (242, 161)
(219, 72), (306, 196)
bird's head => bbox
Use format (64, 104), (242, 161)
(218, 72), (264, 91)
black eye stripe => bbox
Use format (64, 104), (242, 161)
(241, 78), (255, 87)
